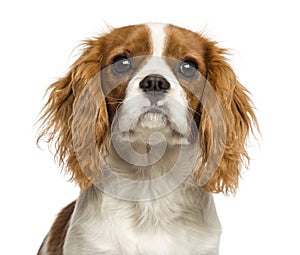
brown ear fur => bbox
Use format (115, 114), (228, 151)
(37, 38), (109, 189)
(38, 30), (257, 193)
(196, 40), (257, 194)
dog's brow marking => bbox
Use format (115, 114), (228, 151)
(147, 23), (166, 57)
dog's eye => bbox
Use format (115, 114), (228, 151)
(179, 60), (198, 78)
(112, 56), (132, 74)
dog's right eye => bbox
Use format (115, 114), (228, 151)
(112, 56), (132, 74)
(179, 60), (198, 79)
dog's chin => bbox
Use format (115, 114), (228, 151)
(116, 111), (190, 145)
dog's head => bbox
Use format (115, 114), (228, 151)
(38, 24), (256, 195)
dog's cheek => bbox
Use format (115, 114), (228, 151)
(105, 83), (128, 124)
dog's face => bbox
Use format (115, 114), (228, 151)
(100, 24), (208, 146)
(38, 24), (256, 195)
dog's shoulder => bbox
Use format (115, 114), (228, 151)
(37, 201), (76, 255)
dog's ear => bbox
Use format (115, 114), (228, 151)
(37, 38), (109, 189)
(195, 40), (257, 194)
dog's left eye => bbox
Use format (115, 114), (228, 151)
(112, 56), (132, 74)
(179, 60), (198, 78)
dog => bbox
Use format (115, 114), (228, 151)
(37, 23), (256, 255)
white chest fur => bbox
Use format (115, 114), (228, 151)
(64, 186), (221, 255)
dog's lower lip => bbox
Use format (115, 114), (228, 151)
(142, 105), (166, 114)
(144, 108), (162, 114)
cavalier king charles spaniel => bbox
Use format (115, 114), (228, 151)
(37, 23), (257, 255)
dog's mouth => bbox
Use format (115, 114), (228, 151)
(139, 106), (168, 128)
(110, 95), (194, 145)
(121, 106), (189, 144)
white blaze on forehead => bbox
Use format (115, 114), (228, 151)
(147, 23), (166, 56)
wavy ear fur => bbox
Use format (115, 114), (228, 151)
(197, 40), (257, 194)
(37, 38), (109, 189)
(38, 30), (257, 193)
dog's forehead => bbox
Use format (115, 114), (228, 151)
(147, 23), (166, 56)
(106, 23), (167, 57)
(104, 24), (203, 61)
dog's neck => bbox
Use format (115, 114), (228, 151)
(64, 184), (221, 255)
(96, 138), (200, 201)
(63, 135), (222, 254)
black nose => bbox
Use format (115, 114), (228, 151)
(139, 74), (170, 92)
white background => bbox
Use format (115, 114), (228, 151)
(1, 0), (299, 254)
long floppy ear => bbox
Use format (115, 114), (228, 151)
(196, 40), (257, 194)
(37, 38), (109, 189)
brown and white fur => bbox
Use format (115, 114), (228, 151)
(37, 23), (256, 255)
